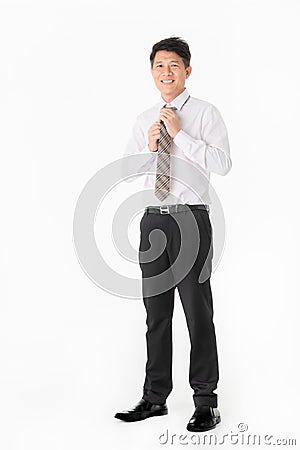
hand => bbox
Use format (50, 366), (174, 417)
(148, 121), (161, 152)
(159, 108), (181, 138)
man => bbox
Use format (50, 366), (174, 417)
(115, 37), (231, 432)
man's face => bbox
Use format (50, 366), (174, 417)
(151, 50), (192, 101)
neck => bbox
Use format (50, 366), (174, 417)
(162, 88), (185, 104)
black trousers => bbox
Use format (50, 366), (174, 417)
(138, 207), (219, 408)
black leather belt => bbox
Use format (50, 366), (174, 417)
(145, 204), (210, 215)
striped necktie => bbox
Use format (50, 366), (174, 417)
(154, 106), (177, 201)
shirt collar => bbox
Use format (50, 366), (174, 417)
(158, 88), (190, 111)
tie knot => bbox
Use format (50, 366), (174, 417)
(164, 105), (177, 111)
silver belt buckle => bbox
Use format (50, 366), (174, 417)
(160, 205), (170, 214)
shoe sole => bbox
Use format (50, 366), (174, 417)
(186, 416), (221, 432)
(115, 409), (168, 422)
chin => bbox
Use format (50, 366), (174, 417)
(161, 86), (177, 94)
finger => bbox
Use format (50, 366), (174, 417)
(149, 128), (159, 136)
(159, 113), (168, 122)
(161, 109), (175, 117)
(159, 112), (173, 122)
(152, 126), (160, 131)
(152, 120), (161, 127)
(152, 122), (161, 129)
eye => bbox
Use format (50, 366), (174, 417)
(156, 64), (163, 68)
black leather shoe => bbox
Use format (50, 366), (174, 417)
(114, 399), (168, 422)
(187, 405), (221, 432)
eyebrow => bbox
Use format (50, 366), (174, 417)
(155, 60), (180, 64)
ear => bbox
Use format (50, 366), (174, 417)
(185, 66), (192, 79)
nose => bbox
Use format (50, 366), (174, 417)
(163, 65), (173, 76)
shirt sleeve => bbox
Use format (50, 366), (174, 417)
(173, 104), (232, 176)
(122, 114), (156, 183)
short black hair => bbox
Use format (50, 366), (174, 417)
(150, 36), (191, 68)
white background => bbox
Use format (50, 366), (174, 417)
(0, 0), (299, 449)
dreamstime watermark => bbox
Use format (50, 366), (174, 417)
(73, 153), (227, 299)
(158, 423), (297, 446)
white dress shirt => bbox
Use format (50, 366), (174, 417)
(123, 88), (231, 206)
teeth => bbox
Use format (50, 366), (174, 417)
(162, 80), (173, 84)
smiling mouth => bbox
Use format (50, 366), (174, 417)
(161, 80), (174, 84)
